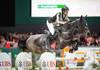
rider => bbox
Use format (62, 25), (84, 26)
(48, 6), (70, 26)
(47, 5), (70, 38)
(46, 6), (70, 51)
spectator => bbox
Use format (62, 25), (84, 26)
(0, 36), (6, 48)
(85, 33), (95, 46)
(11, 36), (19, 48)
(96, 36), (100, 46)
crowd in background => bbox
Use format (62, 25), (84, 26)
(78, 32), (100, 46)
(0, 32), (30, 48)
(0, 32), (100, 49)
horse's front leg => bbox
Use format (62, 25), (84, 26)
(32, 53), (41, 70)
(55, 36), (62, 57)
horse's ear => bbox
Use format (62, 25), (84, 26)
(85, 15), (87, 18)
(80, 15), (83, 21)
(81, 15), (83, 17)
(85, 15), (87, 20)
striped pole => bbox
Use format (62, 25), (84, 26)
(58, 65), (62, 70)
(61, 47), (70, 66)
(66, 65), (69, 70)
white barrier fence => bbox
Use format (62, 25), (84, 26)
(56, 47), (100, 68)
(0, 52), (56, 70)
(39, 52), (56, 70)
(0, 47), (100, 70)
(0, 53), (12, 70)
(15, 52), (33, 70)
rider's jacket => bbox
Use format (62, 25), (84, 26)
(48, 12), (70, 27)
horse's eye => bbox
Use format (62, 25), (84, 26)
(42, 41), (46, 45)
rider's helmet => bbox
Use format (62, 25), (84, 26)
(61, 6), (69, 12)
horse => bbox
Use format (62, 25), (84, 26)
(54, 15), (90, 53)
(25, 15), (90, 68)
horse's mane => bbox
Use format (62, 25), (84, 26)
(70, 18), (80, 24)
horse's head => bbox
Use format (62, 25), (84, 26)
(70, 15), (90, 36)
(79, 15), (90, 34)
(36, 34), (49, 51)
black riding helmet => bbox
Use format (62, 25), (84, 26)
(62, 6), (69, 12)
